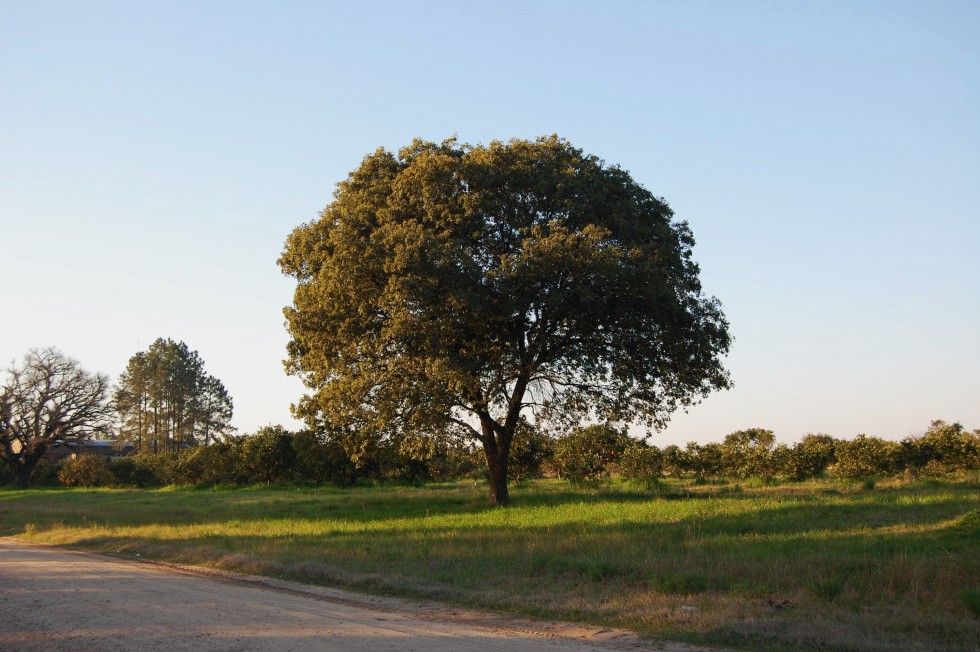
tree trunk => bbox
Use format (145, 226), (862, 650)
(479, 412), (514, 507)
(15, 463), (34, 489)
(484, 445), (510, 506)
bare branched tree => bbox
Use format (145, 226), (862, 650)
(0, 348), (114, 487)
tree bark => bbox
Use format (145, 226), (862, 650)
(15, 463), (33, 489)
(483, 444), (510, 506)
(479, 412), (513, 506)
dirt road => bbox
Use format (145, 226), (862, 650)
(0, 538), (713, 652)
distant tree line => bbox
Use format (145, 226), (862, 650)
(1, 341), (233, 487)
(3, 347), (978, 490)
(17, 419), (980, 489)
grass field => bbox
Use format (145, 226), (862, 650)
(2, 475), (978, 651)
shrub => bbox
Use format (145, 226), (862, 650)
(661, 445), (689, 477)
(173, 442), (243, 485)
(134, 451), (182, 485)
(427, 440), (481, 481)
(58, 455), (115, 487)
(769, 443), (791, 479)
(0, 463), (16, 486)
(900, 420), (980, 475)
(109, 456), (160, 487)
(553, 425), (631, 482)
(292, 430), (354, 484)
(508, 419), (554, 483)
(619, 444), (663, 488)
(28, 459), (64, 486)
(720, 428), (776, 480)
(239, 426), (298, 484)
(788, 434), (837, 480)
(832, 434), (901, 479)
(686, 441), (724, 482)
(958, 588), (980, 617)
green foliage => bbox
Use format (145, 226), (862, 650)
(958, 588), (980, 617)
(685, 441), (724, 482)
(29, 459), (65, 487)
(134, 452), (182, 485)
(18, 417), (977, 490)
(769, 443), (791, 479)
(292, 430), (358, 485)
(553, 424), (631, 482)
(508, 419), (553, 483)
(387, 430), (476, 484)
(115, 338), (234, 453)
(619, 443), (664, 487)
(239, 426), (298, 484)
(832, 434), (901, 479)
(720, 428), (776, 480)
(108, 456), (160, 488)
(421, 438), (481, 482)
(58, 456), (115, 487)
(661, 444), (689, 477)
(172, 443), (242, 485)
(279, 135), (732, 504)
(900, 421), (980, 475)
(788, 434), (838, 480)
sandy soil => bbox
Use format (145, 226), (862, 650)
(0, 537), (720, 652)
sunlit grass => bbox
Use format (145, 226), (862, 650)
(2, 475), (978, 651)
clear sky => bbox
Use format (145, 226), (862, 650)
(2, 1), (978, 445)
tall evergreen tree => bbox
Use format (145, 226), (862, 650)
(115, 339), (234, 451)
(193, 375), (234, 446)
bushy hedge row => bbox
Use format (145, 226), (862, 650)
(552, 420), (980, 484)
(7, 420), (978, 489)
(633, 420), (980, 484)
(48, 425), (483, 488)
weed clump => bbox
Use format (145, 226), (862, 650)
(959, 588), (980, 616)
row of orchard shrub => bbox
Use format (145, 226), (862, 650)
(52, 425), (483, 488)
(544, 420), (980, 484)
(16, 419), (980, 489)
(611, 420), (980, 485)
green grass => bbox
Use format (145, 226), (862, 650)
(2, 475), (979, 651)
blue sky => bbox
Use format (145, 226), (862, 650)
(2, 1), (978, 444)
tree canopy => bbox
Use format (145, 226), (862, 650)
(115, 338), (234, 452)
(279, 135), (731, 504)
(0, 348), (113, 487)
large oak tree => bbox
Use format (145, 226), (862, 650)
(279, 136), (731, 505)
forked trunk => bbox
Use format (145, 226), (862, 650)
(479, 412), (514, 506)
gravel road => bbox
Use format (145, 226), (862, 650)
(0, 538), (717, 652)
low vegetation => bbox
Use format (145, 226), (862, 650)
(6, 420), (977, 491)
(2, 474), (978, 652)
(4, 419), (978, 650)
